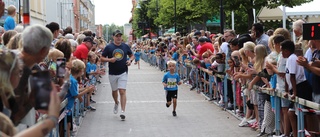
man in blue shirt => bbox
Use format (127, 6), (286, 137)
(101, 30), (135, 120)
(4, 5), (16, 31)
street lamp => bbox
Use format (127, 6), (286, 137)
(219, 0), (224, 33)
(174, 0), (176, 33)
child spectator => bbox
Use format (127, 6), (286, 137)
(200, 52), (211, 95)
(266, 34), (291, 136)
(4, 5), (16, 31)
(134, 49), (141, 69)
(65, 59), (94, 137)
(225, 58), (235, 110)
(282, 40), (314, 137)
(189, 58), (200, 90)
(47, 48), (64, 77)
(162, 60), (182, 116)
(86, 51), (101, 107)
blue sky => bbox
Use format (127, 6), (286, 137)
(94, 0), (133, 26)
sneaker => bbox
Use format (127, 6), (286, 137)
(166, 103), (170, 108)
(256, 132), (267, 137)
(114, 102), (119, 114)
(247, 119), (256, 124)
(120, 111), (125, 120)
(90, 99), (96, 103)
(87, 106), (96, 111)
(172, 111), (177, 116)
(238, 118), (249, 127)
(190, 86), (196, 90)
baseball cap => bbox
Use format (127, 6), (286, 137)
(194, 31), (201, 36)
(113, 30), (123, 36)
(83, 36), (96, 44)
(198, 37), (208, 43)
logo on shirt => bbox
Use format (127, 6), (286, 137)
(113, 49), (124, 61)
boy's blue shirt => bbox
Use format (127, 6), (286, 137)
(65, 75), (79, 115)
(86, 62), (97, 79)
(134, 52), (141, 59)
(172, 52), (179, 61)
(86, 62), (97, 73)
(4, 16), (15, 31)
(162, 72), (180, 91)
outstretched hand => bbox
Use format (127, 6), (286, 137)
(296, 56), (308, 67)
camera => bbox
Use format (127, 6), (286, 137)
(56, 57), (66, 78)
(30, 70), (52, 110)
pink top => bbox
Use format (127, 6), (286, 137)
(196, 44), (201, 53)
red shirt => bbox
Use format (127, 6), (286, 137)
(198, 42), (214, 59)
(73, 43), (89, 60)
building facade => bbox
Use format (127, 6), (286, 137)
(124, 23), (132, 41)
(46, 0), (74, 29)
(95, 24), (102, 38)
(0, 0), (19, 26)
(30, 0), (46, 25)
(0, 0), (95, 33)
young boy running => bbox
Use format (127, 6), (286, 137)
(134, 49), (141, 69)
(162, 60), (182, 116)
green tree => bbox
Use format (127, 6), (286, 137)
(153, 0), (218, 32)
(122, 34), (129, 43)
(224, 0), (313, 34)
(102, 23), (124, 42)
(132, 0), (313, 36)
(133, 0), (149, 38)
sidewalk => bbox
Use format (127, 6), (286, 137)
(76, 61), (257, 137)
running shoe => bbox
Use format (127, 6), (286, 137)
(120, 111), (125, 120)
(172, 111), (177, 116)
(114, 102), (119, 114)
(238, 118), (249, 127)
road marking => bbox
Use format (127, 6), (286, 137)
(101, 82), (161, 85)
(97, 100), (206, 104)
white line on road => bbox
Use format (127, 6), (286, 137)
(101, 82), (161, 85)
(97, 100), (206, 104)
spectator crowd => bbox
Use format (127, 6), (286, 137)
(132, 20), (320, 137)
(0, 3), (320, 137)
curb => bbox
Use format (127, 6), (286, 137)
(199, 92), (243, 121)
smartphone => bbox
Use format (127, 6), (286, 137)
(30, 70), (52, 110)
(56, 57), (66, 78)
(233, 56), (240, 67)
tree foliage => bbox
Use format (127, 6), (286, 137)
(102, 23), (123, 42)
(224, 0), (313, 34)
(132, 0), (313, 36)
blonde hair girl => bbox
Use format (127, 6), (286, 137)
(0, 49), (22, 118)
(0, 49), (21, 97)
(254, 44), (268, 73)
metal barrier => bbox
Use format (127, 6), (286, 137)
(37, 91), (88, 137)
(142, 52), (320, 137)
